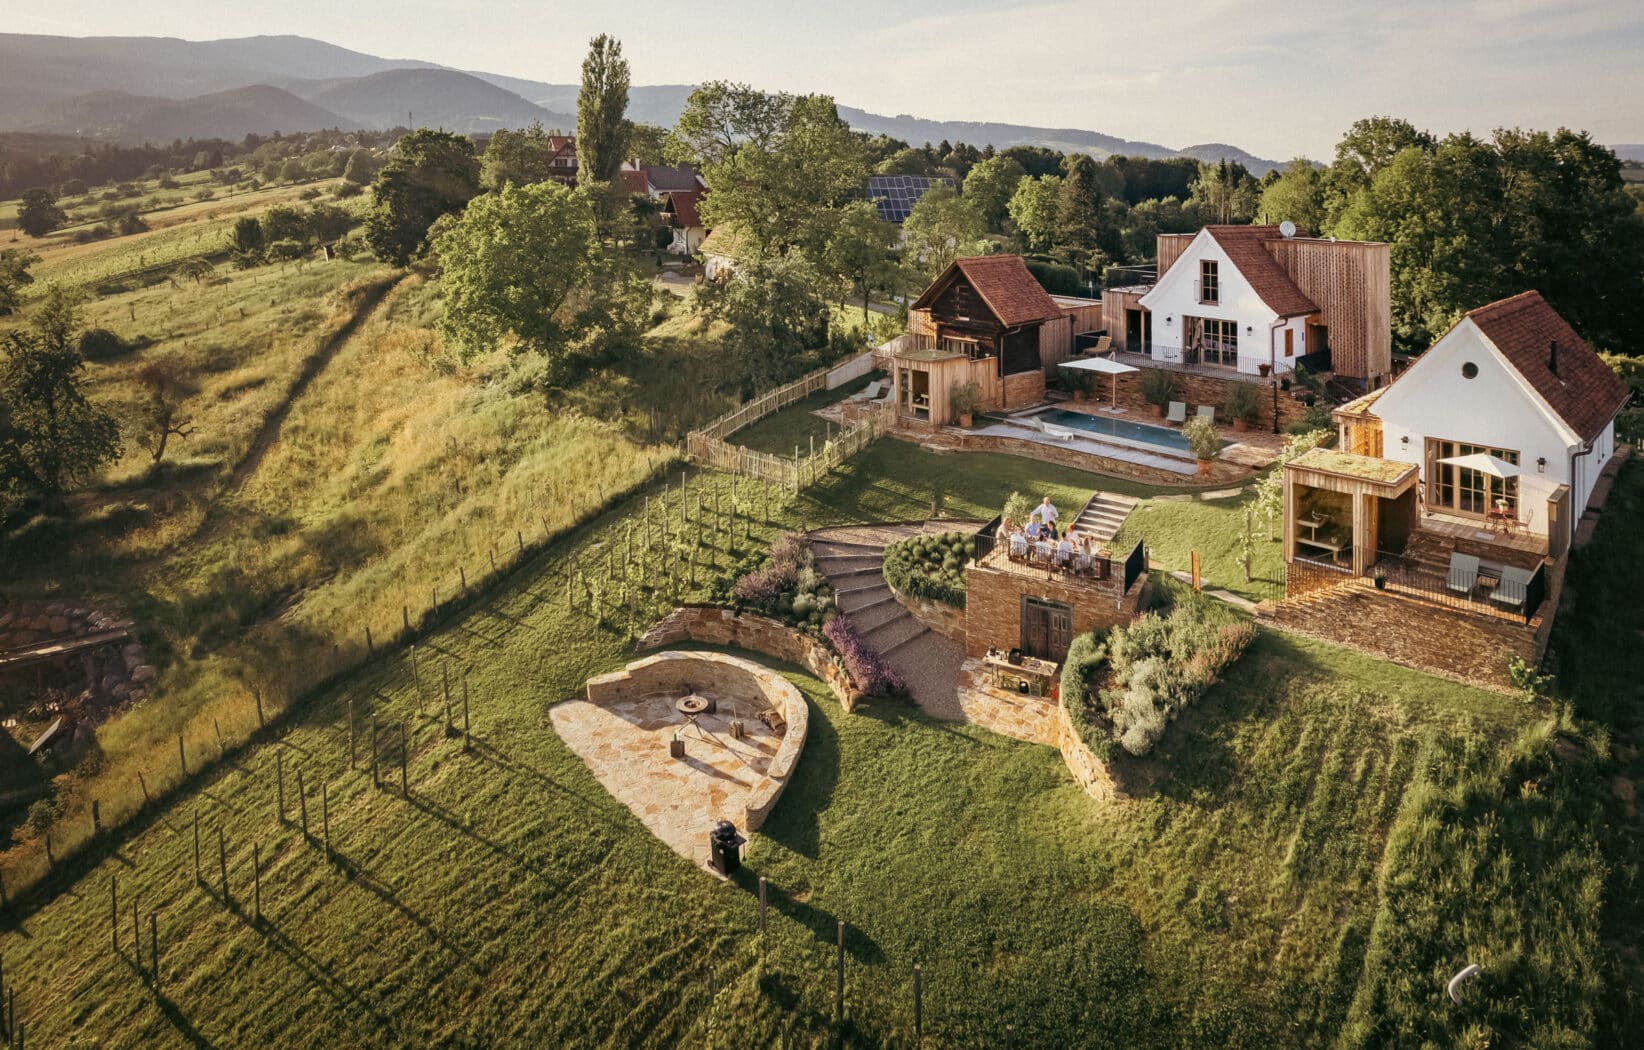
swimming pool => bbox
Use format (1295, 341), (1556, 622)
(1030, 408), (1228, 456)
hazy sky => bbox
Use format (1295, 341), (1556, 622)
(11, 0), (1644, 158)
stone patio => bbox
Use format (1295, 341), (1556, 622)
(552, 651), (808, 870)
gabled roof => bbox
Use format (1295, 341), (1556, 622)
(911, 255), (1063, 328)
(548, 135), (575, 153)
(1202, 225), (1318, 318)
(1465, 291), (1628, 443)
(643, 165), (703, 192)
(620, 169), (650, 194)
(663, 189), (704, 228)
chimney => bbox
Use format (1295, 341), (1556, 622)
(1548, 339), (1559, 377)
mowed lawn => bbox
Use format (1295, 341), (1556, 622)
(0, 445), (1614, 1047)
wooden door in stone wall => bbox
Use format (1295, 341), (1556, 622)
(1021, 598), (1074, 662)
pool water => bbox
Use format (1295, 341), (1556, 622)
(1033, 408), (1228, 455)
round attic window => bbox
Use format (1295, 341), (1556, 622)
(1461, 362), (1479, 379)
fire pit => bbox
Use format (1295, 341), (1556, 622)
(676, 694), (714, 716)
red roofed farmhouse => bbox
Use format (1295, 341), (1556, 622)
(888, 255), (1082, 426)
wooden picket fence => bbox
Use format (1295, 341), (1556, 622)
(686, 371), (894, 491)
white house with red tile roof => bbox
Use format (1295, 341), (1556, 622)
(1136, 225), (1391, 384)
(1357, 291), (1627, 545)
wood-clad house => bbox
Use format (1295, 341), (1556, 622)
(891, 256), (1073, 425)
(1132, 225), (1391, 386)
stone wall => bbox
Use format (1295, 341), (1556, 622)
(963, 563), (1148, 659)
(0, 600), (151, 716)
(1259, 578), (1544, 693)
(639, 605), (861, 711)
(584, 649), (810, 832)
(1053, 700), (1121, 801)
(1003, 371), (1045, 410)
(884, 581), (967, 644)
(1107, 368), (1314, 430)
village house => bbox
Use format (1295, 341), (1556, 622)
(886, 255), (1094, 426)
(1269, 290), (1628, 688)
(1114, 224), (1392, 388)
(660, 189), (707, 255)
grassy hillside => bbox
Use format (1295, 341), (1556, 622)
(0, 184), (684, 895)
(0, 451), (1614, 1047)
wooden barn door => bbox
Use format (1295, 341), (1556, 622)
(1021, 598), (1074, 662)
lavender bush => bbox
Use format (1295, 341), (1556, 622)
(824, 613), (906, 696)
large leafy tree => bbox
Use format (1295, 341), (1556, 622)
(962, 155), (1027, 232)
(1335, 127), (1644, 350)
(364, 130), (481, 266)
(1322, 115), (1434, 225)
(821, 199), (901, 321)
(671, 83), (868, 260)
(432, 182), (600, 371)
(902, 185), (988, 281)
(575, 35), (632, 189)
(1258, 158), (1327, 233)
(693, 254), (835, 393)
(17, 188), (65, 238)
(482, 122), (560, 190)
(0, 249), (39, 315)
(1007, 175), (1062, 254)
(0, 285), (121, 507)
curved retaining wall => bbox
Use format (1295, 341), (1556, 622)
(584, 650), (810, 832)
(639, 605), (862, 711)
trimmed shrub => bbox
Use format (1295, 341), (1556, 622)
(729, 531), (834, 634)
(882, 530), (973, 608)
(1183, 416), (1220, 461)
(1024, 258), (1084, 296)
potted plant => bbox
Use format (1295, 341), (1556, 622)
(1372, 567), (1387, 590)
(1258, 362), (1271, 378)
(1183, 416), (1220, 477)
(951, 380), (984, 428)
(1221, 382), (1261, 434)
(1139, 369), (1178, 419)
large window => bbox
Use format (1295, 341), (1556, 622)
(1199, 318), (1238, 367)
(1428, 440), (1519, 518)
(941, 334), (986, 360)
(1199, 260), (1219, 304)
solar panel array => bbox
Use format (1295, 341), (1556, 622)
(865, 175), (954, 223)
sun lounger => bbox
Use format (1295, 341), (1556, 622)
(861, 380), (882, 400)
(1166, 401), (1187, 424)
(1446, 552), (1480, 595)
(1490, 565), (1534, 608)
(1093, 335), (1112, 354)
(1042, 422), (1077, 441)
(1196, 405), (1216, 423)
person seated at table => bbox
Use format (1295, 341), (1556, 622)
(1054, 534), (1074, 568)
(1008, 529), (1028, 559)
(1033, 536), (1054, 562)
(1025, 519), (1044, 542)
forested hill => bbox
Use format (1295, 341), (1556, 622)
(0, 31), (1276, 167)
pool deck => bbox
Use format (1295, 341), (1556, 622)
(972, 420), (1201, 475)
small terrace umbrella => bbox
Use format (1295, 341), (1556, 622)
(1058, 356), (1139, 411)
(1436, 452), (1521, 478)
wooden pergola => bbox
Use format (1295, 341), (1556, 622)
(1283, 448), (1418, 576)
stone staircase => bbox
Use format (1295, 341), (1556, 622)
(810, 524), (970, 716)
(1068, 492), (1139, 545)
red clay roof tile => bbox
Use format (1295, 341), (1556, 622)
(1467, 291), (1629, 442)
(911, 255), (1063, 328)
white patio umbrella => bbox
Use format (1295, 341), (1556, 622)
(1437, 452), (1521, 478)
(1059, 356), (1139, 410)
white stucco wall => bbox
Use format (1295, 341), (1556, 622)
(1373, 320), (1583, 540)
(1137, 229), (1306, 375)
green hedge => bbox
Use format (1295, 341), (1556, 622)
(1060, 632), (1113, 760)
(881, 531), (974, 608)
(1024, 258), (1086, 297)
